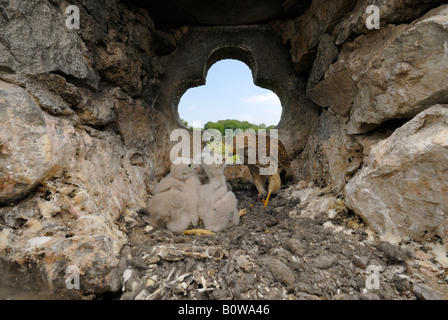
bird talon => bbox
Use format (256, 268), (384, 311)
(239, 209), (248, 217)
(262, 192), (272, 209)
(184, 229), (216, 236)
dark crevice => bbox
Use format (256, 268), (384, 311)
(75, 1), (102, 26)
(0, 182), (43, 206)
(0, 66), (15, 73)
(0, 7), (8, 21)
(356, 118), (411, 137)
(49, 70), (97, 91)
(394, 0), (448, 25)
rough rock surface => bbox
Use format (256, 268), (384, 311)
(0, 0), (98, 89)
(308, 6), (448, 133)
(332, 0), (447, 45)
(0, 108), (156, 297)
(0, 0), (160, 298)
(345, 105), (448, 243)
(117, 184), (448, 300)
(0, 81), (74, 203)
(282, 0), (356, 74)
(291, 109), (363, 189)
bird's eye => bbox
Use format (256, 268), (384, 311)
(188, 164), (191, 167)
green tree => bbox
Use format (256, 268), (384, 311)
(203, 119), (276, 135)
(181, 118), (190, 128)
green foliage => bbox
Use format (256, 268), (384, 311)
(204, 119), (276, 136)
(181, 119), (190, 128)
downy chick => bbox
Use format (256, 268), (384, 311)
(147, 158), (201, 233)
(198, 158), (246, 232)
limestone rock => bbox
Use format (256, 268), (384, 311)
(413, 283), (444, 300)
(308, 6), (448, 133)
(348, 7), (448, 133)
(332, 0), (446, 45)
(0, 42), (16, 73)
(126, 13), (154, 55)
(290, 115), (330, 187)
(293, 109), (362, 189)
(0, 0), (98, 89)
(2, 0), (448, 300)
(75, 1), (155, 98)
(114, 89), (161, 153)
(345, 105), (448, 242)
(312, 254), (336, 270)
(0, 81), (75, 203)
(320, 112), (363, 190)
(0, 0), (158, 299)
(306, 34), (339, 91)
(76, 88), (118, 126)
(284, 0), (355, 72)
(95, 41), (145, 97)
(30, 73), (81, 108)
(0, 122), (155, 297)
(73, 0), (119, 48)
(259, 256), (296, 286)
(24, 73), (82, 117)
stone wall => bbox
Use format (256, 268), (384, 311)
(153, 24), (320, 159)
(0, 0), (447, 298)
(0, 0), (162, 297)
(281, 1), (448, 242)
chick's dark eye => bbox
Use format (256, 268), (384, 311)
(188, 164), (191, 167)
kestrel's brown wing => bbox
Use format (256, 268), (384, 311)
(247, 163), (260, 175)
(233, 132), (290, 172)
(273, 137), (290, 169)
(257, 134), (290, 172)
(232, 133), (257, 165)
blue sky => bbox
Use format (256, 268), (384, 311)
(178, 59), (283, 127)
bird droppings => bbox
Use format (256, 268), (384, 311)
(119, 182), (448, 300)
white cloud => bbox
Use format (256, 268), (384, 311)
(241, 93), (281, 106)
(236, 114), (257, 123)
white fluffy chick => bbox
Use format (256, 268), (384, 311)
(198, 157), (247, 232)
(147, 158), (201, 233)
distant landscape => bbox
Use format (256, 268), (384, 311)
(181, 119), (277, 162)
(182, 118), (276, 134)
